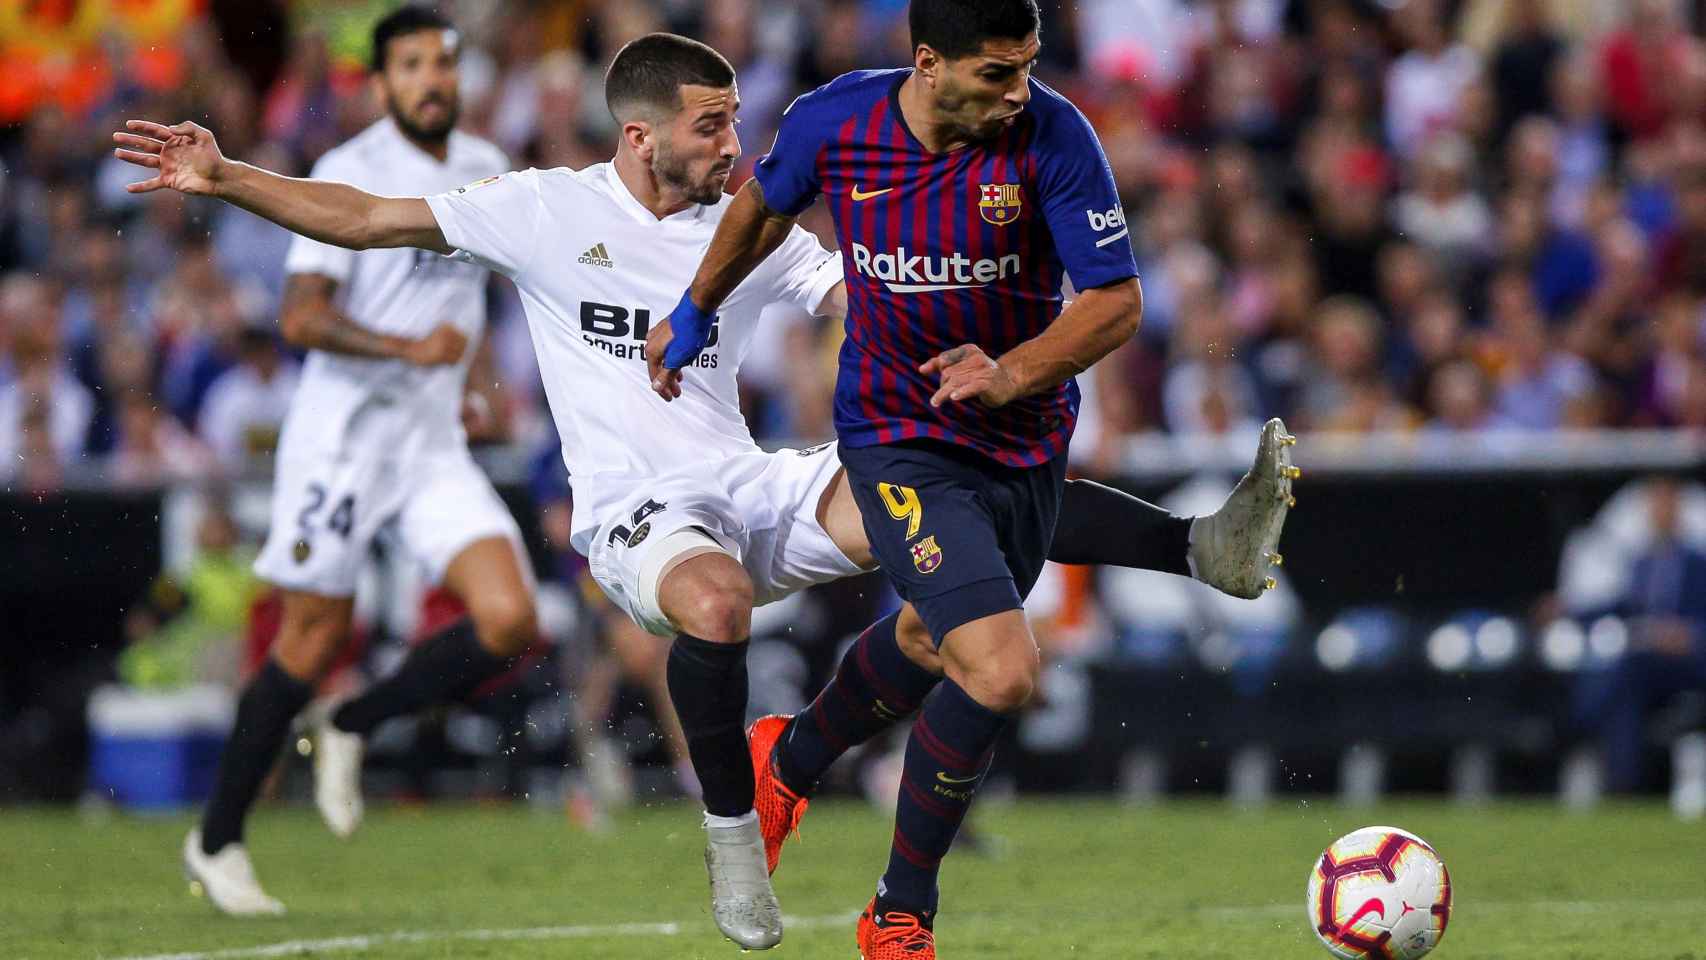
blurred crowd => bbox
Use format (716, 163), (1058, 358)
(5, 0), (1706, 493)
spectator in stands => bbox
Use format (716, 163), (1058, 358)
(106, 391), (214, 487)
(1222, 200), (1283, 336)
(1395, 133), (1494, 277)
(1376, 241), (1439, 326)
(519, 51), (606, 171)
(153, 242), (249, 430)
(1599, 0), (1697, 143)
(1560, 218), (1650, 389)
(1636, 293), (1706, 425)
(210, 143), (300, 311)
(262, 29), (342, 161)
(1163, 293), (1260, 435)
(1385, 0), (1481, 161)
(1422, 358), (1504, 434)
(1484, 271), (1598, 429)
(1549, 55), (1613, 228)
(1488, 0), (1567, 139)
(1654, 164), (1706, 296)
(4, 110), (82, 270)
(1398, 292), (1469, 409)
(1305, 143), (1395, 301)
(1129, 184), (1209, 341)
(1173, 0), (1289, 146)
(198, 323), (299, 471)
(1311, 296), (1411, 433)
(0, 281), (92, 482)
(1496, 190), (1601, 322)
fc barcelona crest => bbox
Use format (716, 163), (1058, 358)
(911, 535), (944, 574)
(978, 183), (1023, 225)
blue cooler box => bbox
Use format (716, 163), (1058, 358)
(88, 685), (235, 811)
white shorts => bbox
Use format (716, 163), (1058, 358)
(586, 442), (867, 636)
(255, 450), (526, 597)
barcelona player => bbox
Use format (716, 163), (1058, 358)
(650, 1), (1293, 955)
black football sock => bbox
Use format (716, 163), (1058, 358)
(666, 634), (754, 818)
(200, 660), (314, 854)
(877, 678), (1008, 921)
(775, 612), (940, 795)
(331, 619), (517, 736)
(1048, 478), (1193, 576)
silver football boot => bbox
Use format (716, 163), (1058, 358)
(1189, 417), (1298, 599)
(703, 815), (784, 949)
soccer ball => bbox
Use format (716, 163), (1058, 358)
(1306, 826), (1452, 959)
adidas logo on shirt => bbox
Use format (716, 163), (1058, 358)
(577, 243), (615, 269)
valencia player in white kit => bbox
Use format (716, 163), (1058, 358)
(177, 7), (538, 916)
(116, 30), (1293, 947)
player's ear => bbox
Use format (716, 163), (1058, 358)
(368, 71), (388, 109)
(621, 119), (654, 160)
(913, 44), (940, 85)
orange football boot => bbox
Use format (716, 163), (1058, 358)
(856, 896), (936, 958)
(747, 714), (810, 875)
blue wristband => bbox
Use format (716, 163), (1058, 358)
(662, 291), (716, 370)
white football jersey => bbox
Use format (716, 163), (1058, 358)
(279, 117), (509, 462)
(425, 162), (841, 553)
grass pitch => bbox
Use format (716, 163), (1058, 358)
(4, 798), (1703, 959)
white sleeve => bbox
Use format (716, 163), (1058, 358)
(423, 168), (545, 279)
(283, 153), (360, 282)
(757, 224), (843, 315)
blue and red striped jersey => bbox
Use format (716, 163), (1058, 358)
(754, 69), (1138, 468)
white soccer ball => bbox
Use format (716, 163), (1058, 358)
(1305, 826), (1452, 960)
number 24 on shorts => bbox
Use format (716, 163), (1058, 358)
(298, 483), (356, 539)
(877, 482), (922, 540)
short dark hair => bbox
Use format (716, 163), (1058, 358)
(604, 33), (736, 122)
(909, 0), (1040, 61)
(371, 5), (455, 73)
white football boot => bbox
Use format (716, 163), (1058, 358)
(183, 829), (286, 916)
(703, 814), (784, 949)
(1189, 417), (1298, 599)
(309, 701), (365, 838)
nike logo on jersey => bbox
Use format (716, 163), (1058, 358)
(850, 185), (893, 201)
(577, 243), (615, 268)
(936, 771), (979, 785)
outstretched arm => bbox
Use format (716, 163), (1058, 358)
(113, 120), (449, 254)
(644, 179), (798, 400)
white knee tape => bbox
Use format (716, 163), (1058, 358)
(636, 526), (733, 622)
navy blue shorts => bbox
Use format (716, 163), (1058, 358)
(840, 439), (1067, 644)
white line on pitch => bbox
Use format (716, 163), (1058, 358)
(108, 912), (860, 960)
(102, 899), (1706, 960)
